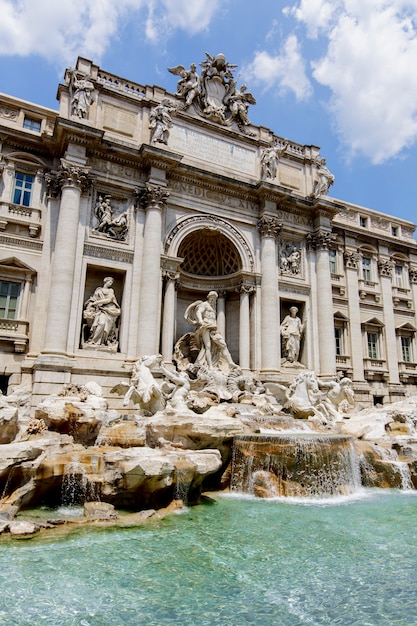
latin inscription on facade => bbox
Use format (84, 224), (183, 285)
(170, 126), (256, 176)
(170, 180), (258, 212)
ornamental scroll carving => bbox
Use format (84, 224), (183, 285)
(344, 251), (361, 270)
(257, 216), (282, 240)
(410, 266), (417, 284)
(378, 259), (393, 277)
(45, 165), (94, 197)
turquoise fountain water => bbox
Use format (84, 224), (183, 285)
(1, 490), (416, 626)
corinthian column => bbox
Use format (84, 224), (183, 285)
(42, 164), (93, 355)
(343, 251), (365, 381)
(310, 230), (336, 377)
(137, 183), (169, 356)
(378, 259), (400, 384)
(161, 269), (179, 362)
(239, 284), (254, 370)
(258, 215), (282, 374)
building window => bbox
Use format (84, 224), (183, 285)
(13, 172), (34, 207)
(401, 337), (412, 363)
(392, 226), (398, 237)
(394, 265), (404, 287)
(362, 257), (372, 281)
(367, 332), (379, 359)
(360, 216), (368, 228)
(0, 280), (21, 319)
(335, 327), (343, 355)
(329, 249), (337, 274)
(23, 116), (41, 132)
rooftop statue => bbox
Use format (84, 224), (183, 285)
(68, 69), (94, 119)
(311, 157), (335, 199)
(149, 99), (177, 144)
(260, 141), (289, 180)
(168, 52), (256, 133)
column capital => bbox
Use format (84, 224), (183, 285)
(162, 269), (180, 283)
(141, 183), (169, 211)
(378, 258), (393, 277)
(257, 215), (282, 240)
(238, 283), (256, 295)
(307, 229), (332, 251)
(343, 250), (361, 270)
(45, 163), (94, 197)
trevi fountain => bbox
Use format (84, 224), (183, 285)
(1, 291), (417, 625)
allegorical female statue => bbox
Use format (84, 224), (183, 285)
(83, 277), (121, 348)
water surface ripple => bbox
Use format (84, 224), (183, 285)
(1, 490), (416, 625)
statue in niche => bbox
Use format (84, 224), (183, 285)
(280, 243), (302, 276)
(260, 141), (289, 180)
(149, 99), (177, 144)
(83, 277), (121, 349)
(311, 157), (335, 198)
(168, 63), (200, 108)
(184, 291), (236, 371)
(94, 195), (128, 241)
(280, 306), (304, 366)
(68, 70), (94, 119)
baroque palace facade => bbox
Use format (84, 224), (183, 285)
(0, 54), (416, 409)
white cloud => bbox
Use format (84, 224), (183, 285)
(289, 0), (417, 162)
(245, 35), (313, 102)
(0, 0), (221, 63)
(284, 0), (338, 38)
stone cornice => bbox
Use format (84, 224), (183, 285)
(138, 144), (183, 171)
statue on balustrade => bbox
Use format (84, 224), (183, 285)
(311, 157), (334, 199)
(280, 306), (304, 366)
(68, 70), (94, 119)
(260, 141), (288, 180)
(83, 277), (121, 349)
(149, 99), (177, 144)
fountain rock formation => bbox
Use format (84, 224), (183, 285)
(1, 327), (417, 535)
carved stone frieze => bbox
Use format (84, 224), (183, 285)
(92, 194), (129, 241)
(280, 241), (302, 277)
(378, 259), (393, 277)
(344, 251), (361, 270)
(257, 215), (282, 240)
(0, 106), (18, 120)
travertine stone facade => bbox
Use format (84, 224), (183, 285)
(0, 55), (416, 408)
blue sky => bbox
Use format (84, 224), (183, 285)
(0, 0), (416, 228)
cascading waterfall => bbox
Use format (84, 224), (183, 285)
(61, 461), (96, 506)
(231, 433), (362, 498)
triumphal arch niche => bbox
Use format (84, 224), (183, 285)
(163, 214), (257, 368)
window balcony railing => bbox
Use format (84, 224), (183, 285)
(0, 318), (29, 352)
(0, 202), (41, 237)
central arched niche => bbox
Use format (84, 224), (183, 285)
(177, 228), (242, 276)
(175, 227), (243, 363)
